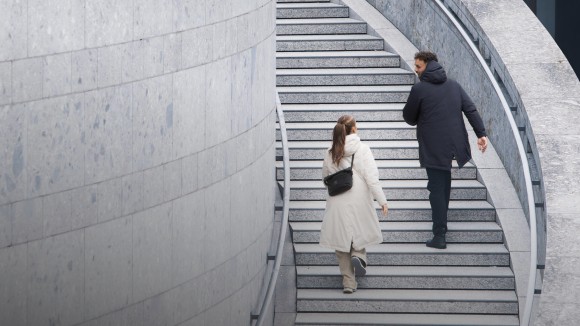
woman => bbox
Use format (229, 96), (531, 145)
(320, 115), (389, 294)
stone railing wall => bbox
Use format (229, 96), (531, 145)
(0, 0), (277, 325)
(366, 0), (580, 324)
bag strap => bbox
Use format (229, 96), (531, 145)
(350, 153), (356, 169)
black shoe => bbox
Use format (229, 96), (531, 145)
(426, 235), (447, 249)
(351, 256), (367, 277)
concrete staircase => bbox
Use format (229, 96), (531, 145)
(275, 1), (519, 325)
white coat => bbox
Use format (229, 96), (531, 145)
(319, 133), (388, 253)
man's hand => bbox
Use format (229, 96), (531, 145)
(478, 136), (488, 153)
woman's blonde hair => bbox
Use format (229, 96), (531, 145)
(329, 115), (356, 164)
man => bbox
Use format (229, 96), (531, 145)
(403, 51), (488, 249)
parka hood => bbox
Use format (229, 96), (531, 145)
(420, 60), (447, 84)
(344, 133), (361, 156)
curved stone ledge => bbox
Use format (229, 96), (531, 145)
(364, 0), (580, 324)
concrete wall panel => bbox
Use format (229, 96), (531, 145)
(85, 216), (133, 319)
(0, 244), (27, 326)
(27, 230), (85, 326)
(28, 0), (85, 57)
(0, 0), (27, 62)
(85, 0), (134, 48)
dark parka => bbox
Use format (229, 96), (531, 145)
(403, 61), (487, 171)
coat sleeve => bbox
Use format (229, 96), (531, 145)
(403, 85), (421, 126)
(322, 150), (332, 182)
(359, 146), (388, 206)
(460, 86), (487, 138)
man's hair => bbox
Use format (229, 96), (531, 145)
(414, 51), (438, 63)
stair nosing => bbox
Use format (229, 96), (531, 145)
(288, 199), (494, 210)
(277, 3), (347, 9)
(276, 50), (397, 58)
(277, 34), (381, 41)
(287, 179), (485, 188)
(290, 221), (502, 232)
(297, 288), (518, 302)
(296, 265), (514, 277)
(294, 243), (509, 254)
(276, 67), (413, 75)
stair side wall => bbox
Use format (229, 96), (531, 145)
(0, 1), (277, 325)
(364, 0), (580, 325)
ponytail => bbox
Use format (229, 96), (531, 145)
(329, 115), (356, 165)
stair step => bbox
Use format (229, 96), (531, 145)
(290, 221), (503, 243)
(288, 200), (496, 222)
(277, 34), (384, 52)
(278, 85), (411, 104)
(294, 243), (510, 266)
(277, 121), (414, 140)
(276, 140), (419, 160)
(277, 3), (349, 19)
(285, 179), (487, 201)
(277, 51), (400, 68)
(295, 313), (519, 325)
(277, 67), (415, 86)
(296, 289), (518, 314)
(296, 266), (515, 290)
(277, 18), (366, 35)
(278, 0), (331, 3)
(276, 160), (476, 180)
(280, 103), (405, 122)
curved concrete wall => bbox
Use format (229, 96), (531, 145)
(366, 0), (580, 324)
(0, 1), (277, 325)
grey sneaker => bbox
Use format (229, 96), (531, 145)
(351, 256), (367, 277)
(343, 287), (356, 294)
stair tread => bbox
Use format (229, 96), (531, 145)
(297, 288), (517, 301)
(280, 103), (405, 111)
(288, 179), (484, 188)
(282, 121), (413, 129)
(296, 265), (514, 277)
(278, 85), (412, 93)
(278, 34), (380, 41)
(277, 18), (363, 25)
(291, 221), (502, 232)
(277, 3), (346, 8)
(294, 243), (509, 254)
(277, 140), (418, 148)
(295, 313), (519, 325)
(276, 67), (412, 75)
(288, 200), (494, 210)
(277, 50), (397, 58)
(276, 0), (330, 3)
(276, 159), (473, 168)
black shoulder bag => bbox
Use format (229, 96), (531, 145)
(323, 153), (356, 196)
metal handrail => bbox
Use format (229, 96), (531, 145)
(254, 93), (290, 326)
(433, 1), (538, 325)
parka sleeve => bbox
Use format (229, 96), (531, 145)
(460, 86), (487, 138)
(359, 146), (388, 206)
(403, 85), (421, 126)
(322, 150), (331, 182)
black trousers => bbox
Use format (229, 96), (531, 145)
(426, 168), (451, 236)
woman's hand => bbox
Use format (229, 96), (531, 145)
(381, 204), (389, 217)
